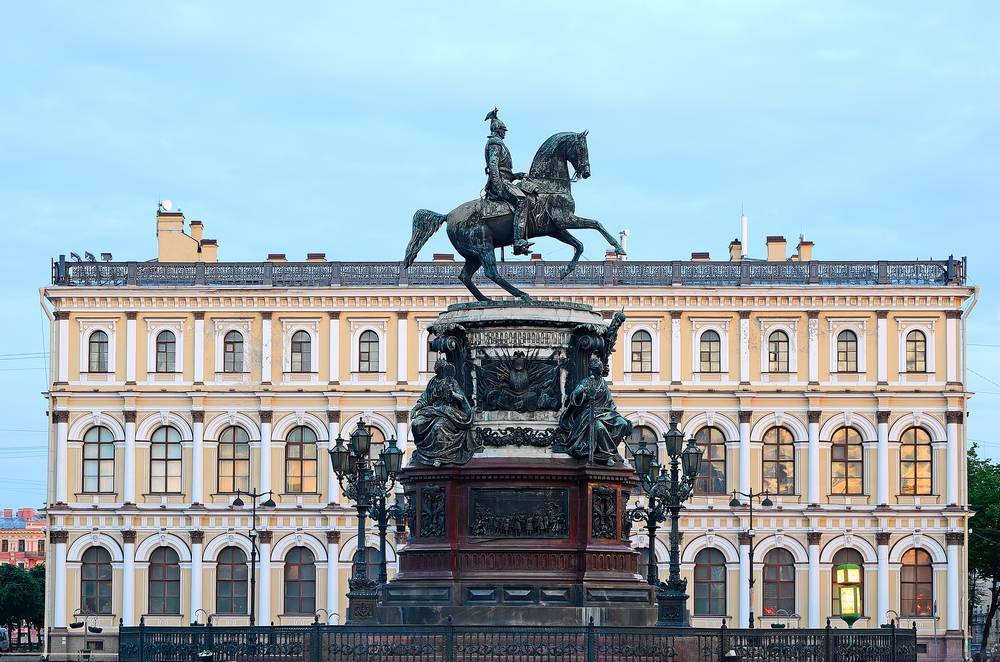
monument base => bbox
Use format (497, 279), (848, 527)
(382, 457), (655, 625)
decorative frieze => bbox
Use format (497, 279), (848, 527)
(469, 488), (568, 538)
(591, 486), (617, 540)
(419, 485), (446, 538)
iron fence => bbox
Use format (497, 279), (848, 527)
(118, 620), (917, 662)
(52, 257), (966, 289)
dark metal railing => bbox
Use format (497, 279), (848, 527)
(118, 619), (918, 662)
(52, 257), (966, 288)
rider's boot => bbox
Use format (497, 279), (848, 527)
(512, 210), (533, 255)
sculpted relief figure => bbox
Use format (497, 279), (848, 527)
(411, 358), (478, 466)
(554, 354), (632, 465)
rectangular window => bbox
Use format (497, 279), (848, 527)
(18, 540), (25, 552)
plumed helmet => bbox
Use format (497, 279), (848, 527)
(484, 107), (507, 134)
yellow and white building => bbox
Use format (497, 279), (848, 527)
(42, 210), (974, 658)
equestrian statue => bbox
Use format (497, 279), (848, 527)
(402, 109), (626, 301)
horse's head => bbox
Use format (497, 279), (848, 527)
(570, 130), (591, 179)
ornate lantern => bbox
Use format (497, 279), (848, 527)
(329, 437), (349, 473)
(631, 437), (654, 477)
(350, 421), (373, 457)
(664, 420), (684, 458)
(835, 563), (863, 628)
(681, 437), (704, 479)
(383, 437), (404, 474)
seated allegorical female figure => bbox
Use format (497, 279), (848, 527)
(411, 357), (478, 466)
(554, 353), (632, 465)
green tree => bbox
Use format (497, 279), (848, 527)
(0, 564), (35, 646)
(969, 445), (1000, 654)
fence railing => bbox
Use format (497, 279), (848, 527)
(118, 620), (918, 662)
(52, 257), (966, 288)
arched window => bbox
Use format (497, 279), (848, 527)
(693, 548), (727, 615)
(630, 330), (653, 373)
(216, 546), (248, 614)
(82, 426), (115, 493)
(768, 330), (789, 373)
(831, 427), (863, 495)
(367, 425), (387, 459)
(290, 330), (312, 373)
(223, 330), (244, 373)
(694, 427), (727, 495)
(837, 330), (858, 373)
(831, 548), (864, 616)
(699, 330), (721, 373)
(150, 426), (182, 493)
(359, 330), (380, 373)
(901, 549), (933, 616)
(426, 338), (439, 373)
(285, 426), (318, 493)
(283, 546), (316, 614)
(351, 546), (383, 581)
(217, 426), (251, 493)
(88, 330), (109, 373)
(148, 547), (180, 614)
(762, 427), (795, 495)
(906, 330), (927, 373)
(762, 548), (795, 616)
(900, 427), (932, 495)
(155, 330), (176, 372)
(625, 425), (659, 467)
(81, 547), (112, 614)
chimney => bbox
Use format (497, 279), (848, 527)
(618, 229), (630, 256)
(3, 509), (11, 518)
(189, 220), (203, 242)
(729, 239), (742, 262)
(796, 236), (814, 261)
(766, 236), (787, 262)
(605, 249), (619, 261)
(691, 252), (710, 262)
(432, 253), (454, 262)
(306, 252), (326, 263)
(200, 239), (218, 262)
(267, 253), (287, 262)
(740, 214), (749, 257)
(530, 253), (543, 262)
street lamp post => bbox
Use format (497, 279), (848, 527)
(369, 487), (407, 585)
(329, 421), (403, 624)
(231, 489), (276, 626)
(626, 418), (703, 626)
(729, 487), (773, 628)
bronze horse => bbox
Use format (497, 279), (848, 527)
(402, 131), (626, 301)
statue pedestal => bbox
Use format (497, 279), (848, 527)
(381, 301), (655, 625)
(379, 457), (655, 626)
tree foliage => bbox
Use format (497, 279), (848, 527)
(0, 563), (44, 645)
(969, 445), (1000, 654)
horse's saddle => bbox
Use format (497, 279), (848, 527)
(479, 198), (513, 220)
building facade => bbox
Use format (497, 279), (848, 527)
(0, 508), (46, 568)
(43, 211), (973, 658)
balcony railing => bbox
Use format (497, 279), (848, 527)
(51, 256), (966, 288)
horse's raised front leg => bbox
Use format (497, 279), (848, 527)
(567, 215), (626, 255)
(550, 229), (584, 280)
(480, 250), (531, 300)
(458, 256), (490, 301)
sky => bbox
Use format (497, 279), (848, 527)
(1, 2), (998, 509)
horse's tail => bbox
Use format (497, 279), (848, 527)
(402, 209), (447, 269)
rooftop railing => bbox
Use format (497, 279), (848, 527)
(51, 256), (966, 288)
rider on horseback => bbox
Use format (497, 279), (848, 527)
(484, 108), (533, 256)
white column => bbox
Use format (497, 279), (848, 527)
(396, 314), (408, 384)
(258, 534), (272, 623)
(55, 412), (68, 504)
(807, 312), (819, 384)
(946, 532), (961, 631)
(670, 313), (681, 383)
(327, 414), (341, 504)
(122, 532), (136, 625)
(946, 313), (959, 383)
(261, 314), (273, 384)
(739, 412), (751, 494)
(328, 314), (340, 384)
(807, 412), (820, 505)
(396, 413), (409, 457)
(190, 533), (204, 620)
(126, 313), (137, 382)
(53, 533), (67, 628)
(877, 412), (890, 505)
(739, 312), (750, 384)
(876, 533), (890, 626)
(326, 532), (341, 624)
(738, 533), (751, 628)
(56, 312), (70, 383)
(877, 311), (888, 384)
(193, 314), (205, 383)
(260, 412), (272, 494)
(124, 411), (136, 504)
(946, 412), (961, 505)
(192, 412), (204, 504)
(807, 532), (821, 628)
